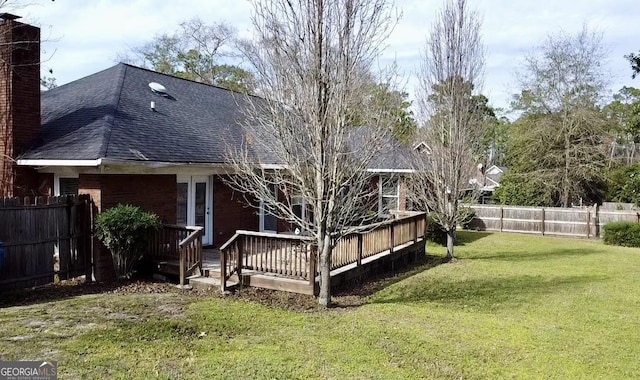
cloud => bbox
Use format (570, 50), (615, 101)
(22, 0), (639, 113)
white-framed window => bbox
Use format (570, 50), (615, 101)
(379, 175), (399, 215)
(54, 174), (79, 196)
(176, 182), (189, 225)
(292, 194), (306, 223)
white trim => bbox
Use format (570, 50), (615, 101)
(379, 175), (400, 216)
(17, 159), (102, 166)
(177, 175), (214, 245)
(367, 168), (414, 173)
(53, 173), (80, 196)
(259, 163), (287, 170)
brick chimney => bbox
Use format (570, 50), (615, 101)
(0, 13), (40, 197)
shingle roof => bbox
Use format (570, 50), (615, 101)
(21, 63), (412, 171)
(22, 63), (250, 163)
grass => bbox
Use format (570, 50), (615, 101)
(2, 231), (640, 379)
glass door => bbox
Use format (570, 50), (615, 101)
(177, 176), (212, 245)
(193, 177), (210, 244)
(260, 183), (278, 232)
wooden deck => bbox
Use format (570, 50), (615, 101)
(151, 212), (427, 295)
(217, 212), (427, 295)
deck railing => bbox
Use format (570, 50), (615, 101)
(147, 224), (203, 286)
(219, 231), (315, 291)
(331, 211), (426, 270)
(219, 212), (426, 291)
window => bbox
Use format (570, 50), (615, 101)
(176, 182), (188, 225)
(59, 178), (79, 195)
(291, 193), (313, 233)
(292, 195), (305, 222)
(54, 175), (79, 196)
(379, 176), (399, 215)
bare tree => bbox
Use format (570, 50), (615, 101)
(119, 18), (256, 93)
(408, 0), (485, 259)
(505, 26), (610, 207)
(226, 0), (398, 307)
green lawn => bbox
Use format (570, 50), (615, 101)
(2, 231), (640, 379)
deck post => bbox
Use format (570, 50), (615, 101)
(197, 231), (203, 272)
(308, 244), (316, 288)
(357, 234), (363, 267)
(179, 245), (186, 286)
(237, 237), (243, 279)
(220, 245), (227, 292)
(389, 222), (395, 253)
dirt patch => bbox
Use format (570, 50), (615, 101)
(0, 255), (445, 312)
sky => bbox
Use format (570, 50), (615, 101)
(16, 0), (640, 117)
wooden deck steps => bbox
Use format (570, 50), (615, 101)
(189, 276), (224, 290)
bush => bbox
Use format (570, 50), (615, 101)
(602, 221), (640, 247)
(426, 215), (447, 245)
(95, 204), (161, 279)
(607, 164), (640, 206)
(458, 207), (475, 230)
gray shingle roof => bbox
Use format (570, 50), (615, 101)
(21, 63), (412, 171)
(23, 63), (250, 163)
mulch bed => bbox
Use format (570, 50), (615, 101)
(0, 255), (443, 312)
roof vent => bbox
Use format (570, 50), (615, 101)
(149, 82), (167, 95)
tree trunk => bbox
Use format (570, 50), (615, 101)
(446, 229), (455, 259)
(317, 234), (332, 307)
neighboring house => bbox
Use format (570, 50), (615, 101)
(2, 16), (413, 251)
(474, 164), (506, 204)
(484, 165), (506, 190)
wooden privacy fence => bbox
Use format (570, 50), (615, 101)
(0, 195), (93, 291)
(219, 212), (427, 293)
(469, 205), (639, 238)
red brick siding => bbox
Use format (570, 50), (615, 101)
(213, 175), (258, 247)
(0, 20), (40, 197)
(78, 174), (176, 222)
(78, 174), (177, 282)
(78, 174), (102, 211)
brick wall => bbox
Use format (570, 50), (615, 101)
(0, 18), (40, 197)
(81, 174), (177, 224)
(79, 173), (177, 282)
(213, 175), (258, 247)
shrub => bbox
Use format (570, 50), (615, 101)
(458, 206), (475, 230)
(426, 215), (447, 245)
(95, 204), (161, 279)
(602, 221), (640, 247)
(607, 163), (640, 206)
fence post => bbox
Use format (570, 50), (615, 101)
(585, 208), (590, 238)
(595, 207), (601, 236)
(499, 206), (504, 232)
(541, 208), (545, 236)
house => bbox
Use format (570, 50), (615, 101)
(475, 164), (506, 204)
(0, 16), (415, 281)
(484, 165), (506, 190)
